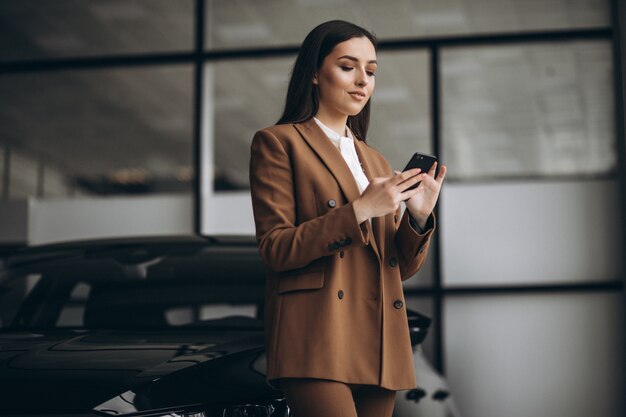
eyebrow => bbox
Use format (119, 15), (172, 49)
(337, 55), (377, 65)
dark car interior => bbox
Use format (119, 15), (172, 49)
(2, 243), (267, 331)
(1, 240), (430, 348)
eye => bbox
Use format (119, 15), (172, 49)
(340, 66), (354, 71)
(366, 71), (376, 77)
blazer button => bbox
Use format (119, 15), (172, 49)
(339, 237), (352, 246)
(339, 250), (345, 258)
(389, 257), (398, 267)
(338, 290), (344, 299)
(393, 300), (404, 309)
(327, 199), (337, 208)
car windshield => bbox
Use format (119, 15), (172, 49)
(0, 242), (266, 331)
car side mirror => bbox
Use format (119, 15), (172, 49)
(407, 308), (432, 346)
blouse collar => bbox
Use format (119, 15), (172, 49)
(313, 117), (354, 145)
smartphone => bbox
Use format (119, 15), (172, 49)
(402, 152), (438, 190)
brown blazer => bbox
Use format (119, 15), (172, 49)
(249, 117), (435, 391)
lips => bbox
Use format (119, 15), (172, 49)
(349, 91), (367, 100)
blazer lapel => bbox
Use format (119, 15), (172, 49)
(294, 119), (381, 259)
(294, 119), (360, 202)
(354, 138), (386, 261)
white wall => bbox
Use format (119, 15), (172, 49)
(0, 192), (257, 245)
(441, 179), (623, 285)
(445, 292), (624, 417)
(0, 194), (194, 245)
(440, 178), (624, 417)
(201, 191), (255, 235)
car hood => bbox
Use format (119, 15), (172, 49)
(0, 327), (275, 415)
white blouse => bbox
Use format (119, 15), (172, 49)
(313, 117), (425, 233)
(313, 117), (370, 194)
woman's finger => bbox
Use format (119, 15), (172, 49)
(370, 177), (387, 185)
(427, 161), (437, 176)
(390, 168), (421, 186)
(399, 185), (423, 201)
(435, 165), (447, 184)
(397, 173), (426, 191)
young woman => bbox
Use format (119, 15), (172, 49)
(249, 20), (446, 417)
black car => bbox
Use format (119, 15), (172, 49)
(0, 236), (453, 417)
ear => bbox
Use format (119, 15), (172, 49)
(312, 72), (319, 85)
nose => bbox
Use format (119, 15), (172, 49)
(355, 68), (369, 87)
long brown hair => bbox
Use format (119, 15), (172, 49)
(276, 20), (378, 141)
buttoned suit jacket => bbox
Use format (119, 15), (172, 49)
(249, 117), (435, 391)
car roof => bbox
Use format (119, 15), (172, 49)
(0, 235), (259, 269)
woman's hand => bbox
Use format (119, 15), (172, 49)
(352, 168), (424, 224)
(399, 162), (447, 229)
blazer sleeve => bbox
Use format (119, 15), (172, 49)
(395, 208), (436, 281)
(249, 128), (370, 273)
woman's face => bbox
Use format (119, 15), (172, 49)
(313, 36), (377, 119)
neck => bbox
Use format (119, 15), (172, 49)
(314, 108), (348, 137)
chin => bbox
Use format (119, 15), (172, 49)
(345, 105), (368, 117)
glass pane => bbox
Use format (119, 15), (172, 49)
(205, 0), (609, 49)
(9, 149), (38, 199)
(209, 56), (294, 191)
(404, 296), (435, 364)
(209, 50), (431, 191)
(441, 180), (623, 285)
(442, 40), (615, 180)
(43, 164), (72, 198)
(370, 50), (434, 286)
(368, 50), (431, 173)
(403, 229), (436, 288)
(444, 292), (624, 417)
(0, 66), (193, 197)
(199, 303), (257, 320)
(0, 146), (4, 198)
(56, 305), (85, 327)
(0, 0), (194, 61)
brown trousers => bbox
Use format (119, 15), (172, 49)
(280, 378), (396, 417)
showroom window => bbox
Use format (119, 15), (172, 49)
(0, 66), (194, 198)
(203, 0), (608, 50)
(208, 56), (293, 191)
(0, 0), (194, 199)
(442, 40), (615, 181)
(0, 1), (623, 416)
